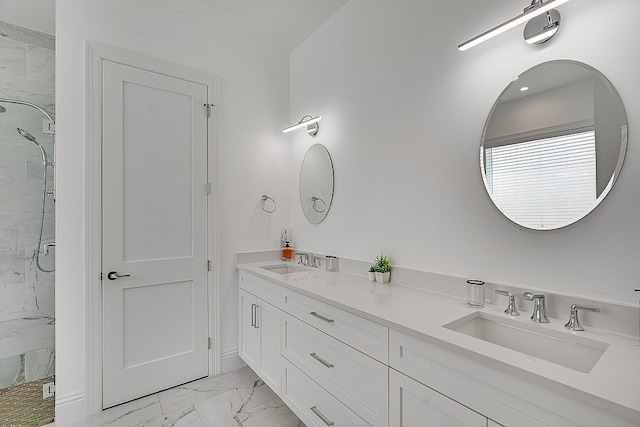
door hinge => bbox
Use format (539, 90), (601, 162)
(208, 337), (212, 349)
(204, 103), (214, 118)
(205, 182), (212, 195)
(207, 260), (211, 271)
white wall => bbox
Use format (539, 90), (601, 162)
(290, 0), (640, 305)
(55, 0), (290, 423)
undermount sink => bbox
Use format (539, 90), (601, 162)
(443, 311), (608, 373)
(260, 264), (308, 275)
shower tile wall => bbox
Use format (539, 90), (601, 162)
(0, 21), (55, 390)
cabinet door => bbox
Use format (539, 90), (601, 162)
(259, 300), (282, 394)
(239, 289), (260, 371)
(390, 370), (486, 427)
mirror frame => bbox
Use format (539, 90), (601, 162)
(480, 60), (628, 230)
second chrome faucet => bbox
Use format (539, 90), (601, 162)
(523, 292), (550, 323)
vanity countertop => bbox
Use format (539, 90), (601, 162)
(237, 261), (640, 415)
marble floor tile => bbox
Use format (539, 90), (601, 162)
(141, 406), (202, 427)
(158, 366), (257, 415)
(73, 366), (305, 427)
(233, 397), (303, 427)
(70, 394), (163, 427)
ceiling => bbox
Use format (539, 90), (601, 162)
(151, 0), (349, 52)
(0, 0), (348, 52)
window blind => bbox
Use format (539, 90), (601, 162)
(485, 130), (596, 229)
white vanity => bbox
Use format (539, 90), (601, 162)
(237, 261), (640, 427)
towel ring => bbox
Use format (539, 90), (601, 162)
(260, 195), (277, 213)
(311, 196), (326, 213)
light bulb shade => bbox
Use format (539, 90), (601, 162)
(458, 0), (570, 51)
(283, 115), (322, 134)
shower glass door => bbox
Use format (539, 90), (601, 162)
(0, 98), (55, 418)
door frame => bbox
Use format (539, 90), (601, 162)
(86, 42), (220, 414)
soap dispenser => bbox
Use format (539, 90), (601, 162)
(281, 229), (294, 261)
(282, 241), (293, 261)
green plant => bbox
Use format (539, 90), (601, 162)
(372, 253), (391, 273)
(368, 265), (375, 273)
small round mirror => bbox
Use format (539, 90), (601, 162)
(299, 144), (334, 224)
(481, 60), (628, 230)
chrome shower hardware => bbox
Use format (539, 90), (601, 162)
(1, 98), (56, 273)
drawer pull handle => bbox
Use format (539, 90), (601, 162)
(310, 352), (334, 368)
(310, 311), (334, 324)
(310, 406), (335, 426)
(251, 303), (256, 327)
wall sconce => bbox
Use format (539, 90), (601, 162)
(458, 0), (570, 51)
(283, 115), (321, 137)
(523, 9), (560, 44)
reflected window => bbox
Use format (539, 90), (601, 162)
(485, 130), (596, 229)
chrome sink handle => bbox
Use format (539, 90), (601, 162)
(564, 304), (600, 331)
(295, 251), (310, 266)
(523, 292), (549, 323)
(495, 289), (519, 316)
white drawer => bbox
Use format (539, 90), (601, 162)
(239, 271), (284, 308)
(389, 330), (546, 427)
(283, 288), (388, 363)
(282, 313), (388, 427)
(282, 359), (371, 427)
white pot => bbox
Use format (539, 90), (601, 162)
(375, 271), (390, 284)
(368, 272), (376, 281)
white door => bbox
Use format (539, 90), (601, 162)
(101, 60), (209, 408)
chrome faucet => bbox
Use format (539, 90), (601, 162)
(523, 292), (549, 323)
(495, 289), (519, 316)
(564, 304), (599, 331)
(312, 255), (322, 268)
(295, 251), (310, 267)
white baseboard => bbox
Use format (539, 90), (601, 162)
(54, 390), (86, 426)
(220, 349), (245, 373)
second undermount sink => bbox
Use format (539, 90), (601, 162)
(443, 311), (608, 373)
(260, 264), (308, 275)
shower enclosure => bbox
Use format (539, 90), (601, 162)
(0, 97), (56, 390)
(0, 19), (56, 425)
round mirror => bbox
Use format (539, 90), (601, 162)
(299, 144), (334, 224)
(481, 60), (628, 230)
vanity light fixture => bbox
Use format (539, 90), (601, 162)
(524, 9), (561, 44)
(283, 115), (321, 137)
(458, 0), (570, 51)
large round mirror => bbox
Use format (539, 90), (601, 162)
(300, 144), (334, 224)
(481, 60), (628, 230)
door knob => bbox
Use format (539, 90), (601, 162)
(107, 271), (131, 280)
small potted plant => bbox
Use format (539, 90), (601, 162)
(368, 265), (376, 281)
(372, 253), (391, 284)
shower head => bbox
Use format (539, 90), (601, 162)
(17, 128), (48, 165)
(17, 128), (38, 143)
(0, 105), (5, 113)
